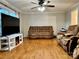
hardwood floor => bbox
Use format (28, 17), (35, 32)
(0, 38), (72, 59)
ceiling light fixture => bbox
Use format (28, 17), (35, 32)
(37, 6), (45, 12)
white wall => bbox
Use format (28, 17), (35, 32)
(20, 13), (66, 37)
(65, 11), (71, 28)
(20, 14), (29, 37)
(65, 4), (79, 28)
(28, 14), (49, 26)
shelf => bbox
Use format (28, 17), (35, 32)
(10, 38), (15, 42)
(0, 37), (7, 40)
(1, 45), (9, 50)
(1, 47), (9, 50)
(1, 43), (9, 45)
(0, 33), (23, 51)
(1, 40), (8, 43)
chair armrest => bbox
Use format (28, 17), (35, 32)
(73, 45), (79, 59)
(64, 33), (73, 37)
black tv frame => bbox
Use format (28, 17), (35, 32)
(1, 13), (20, 36)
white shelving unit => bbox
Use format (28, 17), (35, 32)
(0, 33), (23, 51)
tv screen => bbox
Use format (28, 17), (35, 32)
(1, 13), (20, 36)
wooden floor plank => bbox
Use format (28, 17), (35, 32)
(0, 38), (72, 59)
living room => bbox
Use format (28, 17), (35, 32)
(0, 0), (79, 59)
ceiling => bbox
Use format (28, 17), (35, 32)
(1, 0), (79, 13)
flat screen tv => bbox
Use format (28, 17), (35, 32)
(1, 13), (20, 36)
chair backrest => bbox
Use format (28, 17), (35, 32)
(76, 32), (79, 37)
(67, 25), (79, 36)
(29, 26), (53, 32)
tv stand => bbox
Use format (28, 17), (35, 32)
(0, 33), (23, 51)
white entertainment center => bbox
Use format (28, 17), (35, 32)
(0, 4), (23, 51)
(0, 33), (23, 51)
